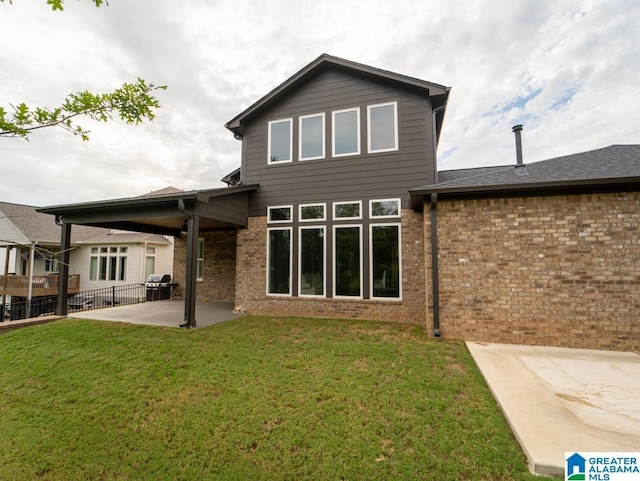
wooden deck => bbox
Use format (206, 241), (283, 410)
(0, 274), (80, 297)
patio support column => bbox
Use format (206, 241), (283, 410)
(26, 245), (35, 318)
(56, 221), (72, 316)
(183, 214), (199, 328)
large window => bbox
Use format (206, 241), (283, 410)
(89, 246), (127, 282)
(370, 225), (401, 299)
(367, 102), (398, 153)
(299, 227), (325, 296)
(267, 228), (292, 295)
(299, 113), (325, 161)
(145, 246), (156, 280)
(332, 108), (360, 157)
(334, 226), (362, 297)
(268, 118), (292, 164)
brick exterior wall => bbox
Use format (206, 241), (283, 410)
(426, 192), (640, 352)
(235, 210), (426, 324)
(173, 230), (237, 302)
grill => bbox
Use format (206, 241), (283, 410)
(145, 274), (173, 301)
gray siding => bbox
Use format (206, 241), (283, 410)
(241, 69), (436, 216)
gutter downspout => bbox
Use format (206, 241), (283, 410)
(430, 194), (441, 337)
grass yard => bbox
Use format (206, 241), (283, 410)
(0, 316), (552, 480)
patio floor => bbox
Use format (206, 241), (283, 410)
(68, 299), (239, 328)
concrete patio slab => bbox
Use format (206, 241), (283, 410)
(466, 341), (640, 477)
(68, 300), (239, 328)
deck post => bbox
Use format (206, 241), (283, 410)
(56, 222), (72, 316)
(183, 214), (199, 328)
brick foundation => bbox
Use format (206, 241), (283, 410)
(427, 192), (640, 352)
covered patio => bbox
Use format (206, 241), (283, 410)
(38, 185), (257, 328)
(68, 300), (238, 328)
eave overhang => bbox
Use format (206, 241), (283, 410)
(38, 184), (259, 236)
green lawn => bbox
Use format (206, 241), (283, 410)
(0, 316), (553, 480)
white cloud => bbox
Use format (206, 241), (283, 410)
(1, 0), (638, 205)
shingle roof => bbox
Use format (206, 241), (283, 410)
(0, 202), (109, 245)
(413, 145), (640, 198)
(0, 202), (169, 246)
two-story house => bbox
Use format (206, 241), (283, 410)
(40, 54), (639, 351)
(222, 54), (449, 323)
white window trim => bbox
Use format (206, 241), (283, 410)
(267, 205), (293, 224)
(267, 118), (293, 165)
(367, 101), (398, 154)
(332, 107), (361, 158)
(369, 198), (401, 219)
(369, 223), (403, 301)
(266, 227), (293, 297)
(299, 203), (326, 222)
(332, 200), (362, 221)
(299, 113), (325, 161)
(333, 224), (363, 299)
(298, 225), (326, 298)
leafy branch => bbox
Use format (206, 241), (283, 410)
(0, 0), (107, 11)
(0, 79), (167, 141)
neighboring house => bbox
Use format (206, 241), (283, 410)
(39, 54), (639, 351)
(0, 201), (174, 317)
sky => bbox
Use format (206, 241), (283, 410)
(1, 0), (638, 207)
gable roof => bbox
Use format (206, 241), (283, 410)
(410, 144), (640, 207)
(225, 53), (450, 139)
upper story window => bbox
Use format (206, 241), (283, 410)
(299, 113), (325, 161)
(300, 203), (326, 222)
(267, 205), (293, 223)
(333, 201), (362, 220)
(332, 107), (360, 157)
(370, 198), (401, 218)
(367, 102), (398, 153)
(268, 118), (293, 164)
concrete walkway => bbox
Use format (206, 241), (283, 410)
(68, 300), (239, 328)
(467, 341), (640, 477)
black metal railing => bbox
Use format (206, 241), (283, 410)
(1, 283), (147, 322)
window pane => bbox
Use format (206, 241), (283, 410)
(369, 103), (397, 152)
(89, 257), (97, 281)
(300, 204), (324, 221)
(371, 200), (399, 217)
(109, 256), (117, 281)
(99, 257), (107, 281)
(268, 229), (291, 294)
(268, 207), (291, 222)
(119, 257), (127, 281)
(269, 119), (291, 162)
(333, 109), (359, 156)
(301, 115), (324, 159)
(335, 227), (361, 297)
(145, 256), (155, 280)
(372, 226), (400, 298)
(300, 228), (324, 296)
(335, 202), (360, 219)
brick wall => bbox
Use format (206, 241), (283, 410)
(235, 210), (426, 324)
(427, 192), (640, 352)
(173, 230), (237, 302)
